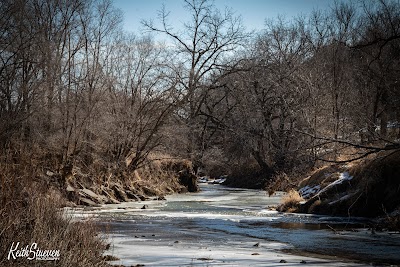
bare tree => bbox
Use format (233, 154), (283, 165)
(233, 17), (312, 172)
(0, 0), (43, 146)
(193, 16), (315, 180)
(103, 34), (179, 170)
(142, 0), (248, 162)
(293, 0), (400, 163)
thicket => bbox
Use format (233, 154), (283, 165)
(1, 0), (400, 263)
(205, 0), (400, 187)
(2, 0), (400, 193)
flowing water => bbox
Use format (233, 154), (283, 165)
(69, 184), (400, 266)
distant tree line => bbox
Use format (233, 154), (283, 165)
(1, 0), (399, 185)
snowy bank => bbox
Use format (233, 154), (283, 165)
(297, 150), (400, 218)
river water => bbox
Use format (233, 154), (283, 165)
(69, 184), (400, 266)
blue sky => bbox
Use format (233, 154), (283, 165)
(113, 0), (339, 34)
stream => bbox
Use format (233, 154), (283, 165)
(69, 184), (400, 266)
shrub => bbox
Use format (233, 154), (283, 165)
(277, 189), (304, 213)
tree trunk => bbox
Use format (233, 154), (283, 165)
(251, 149), (274, 175)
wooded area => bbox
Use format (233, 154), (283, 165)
(1, 0), (400, 188)
(1, 1), (400, 265)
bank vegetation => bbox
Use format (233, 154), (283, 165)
(1, 0), (400, 264)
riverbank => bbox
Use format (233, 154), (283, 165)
(275, 150), (400, 230)
(0, 149), (198, 266)
(221, 149), (400, 231)
(64, 156), (199, 207)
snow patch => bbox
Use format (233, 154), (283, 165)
(299, 185), (321, 199)
(317, 172), (353, 196)
(299, 172), (353, 199)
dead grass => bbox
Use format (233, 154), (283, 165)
(0, 154), (109, 267)
(299, 165), (344, 188)
(129, 157), (190, 195)
(277, 189), (304, 213)
(265, 171), (305, 196)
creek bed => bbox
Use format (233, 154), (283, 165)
(68, 184), (400, 266)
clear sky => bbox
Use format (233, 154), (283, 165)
(113, 0), (339, 34)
